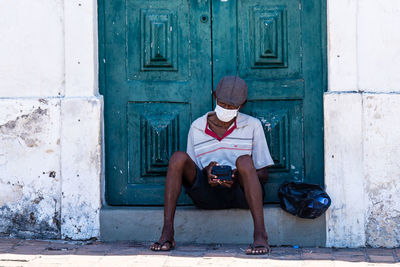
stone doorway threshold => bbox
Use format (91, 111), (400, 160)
(100, 205), (325, 246)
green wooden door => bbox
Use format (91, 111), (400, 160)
(211, 0), (325, 202)
(99, 0), (325, 205)
(100, 0), (212, 205)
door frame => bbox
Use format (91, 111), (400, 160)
(97, 0), (327, 206)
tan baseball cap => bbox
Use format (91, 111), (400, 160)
(215, 76), (248, 107)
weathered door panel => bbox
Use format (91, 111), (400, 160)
(212, 0), (324, 202)
(100, 0), (325, 205)
(102, 0), (212, 205)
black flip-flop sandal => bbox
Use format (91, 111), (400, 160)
(245, 244), (271, 255)
(150, 240), (176, 251)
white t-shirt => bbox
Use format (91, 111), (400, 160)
(186, 111), (274, 170)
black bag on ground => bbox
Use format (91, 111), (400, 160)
(278, 181), (331, 219)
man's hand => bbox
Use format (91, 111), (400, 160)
(219, 179), (234, 188)
(203, 162), (235, 188)
(231, 169), (240, 180)
(203, 161), (220, 187)
(216, 169), (239, 189)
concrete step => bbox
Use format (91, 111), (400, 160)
(100, 204), (326, 246)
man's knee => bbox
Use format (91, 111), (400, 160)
(169, 151), (190, 168)
(236, 154), (254, 168)
(236, 155), (255, 175)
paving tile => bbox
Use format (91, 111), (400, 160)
(395, 248), (400, 261)
(20, 240), (50, 246)
(269, 253), (302, 260)
(268, 247), (302, 260)
(117, 248), (172, 256)
(302, 248), (333, 260)
(333, 248), (365, 256)
(113, 241), (145, 249)
(171, 250), (205, 257)
(332, 255), (366, 262)
(368, 254), (396, 263)
(302, 247), (333, 254)
(106, 247), (144, 256)
(8, 240), (49, 255)
(302, 253), (333, 260)
(203, 252), (237, 257)
(2, 238), (400, 266)
(366, 248), (394, 256)
(235, 253), (271, 259)
(0, 244), (13, 253)
(203, 246), (239, 257)
(175, 244), (208, 252)
(74, 243), (116, 255)
(0, 238), (20, 245)
(41, 241), (80, 255)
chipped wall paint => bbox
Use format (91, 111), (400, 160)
(60, 97), (102, 240)
(325, 93), (400, 248)
(0, 99), (61, 238)
(0, 0), (101, 240)
(363, 94), (400, 247)
(0, 97), (102, 240)
(326, 0), (400, 247)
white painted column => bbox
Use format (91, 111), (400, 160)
(326, 0), (400, 247)
(64, 0), (98, 97)
(60, 0), (102, 239)
(324, 93), (366, 247)
(327, 0), (358, 92)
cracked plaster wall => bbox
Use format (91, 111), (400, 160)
(0, 100), (61, 238)
(326, 0), (400, 247)
(0, 0), (101, 240)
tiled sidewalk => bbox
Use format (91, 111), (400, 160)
(0, 238), (399, 266)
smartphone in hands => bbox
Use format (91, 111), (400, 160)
(211, 165), (232, 181)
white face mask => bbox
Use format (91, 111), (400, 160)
(214, 104), (239, 122)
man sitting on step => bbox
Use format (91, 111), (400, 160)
(150, 76), (274, 255)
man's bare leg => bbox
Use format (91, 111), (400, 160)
(150, 151), (197, 251)
(236, 155), (270, 254)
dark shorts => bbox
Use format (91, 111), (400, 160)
(184, 166), (265, 209)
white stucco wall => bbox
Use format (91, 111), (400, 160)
(326, 0), (400, 247)
(0, 0), (101, 239)
(1, 0), (400, 247)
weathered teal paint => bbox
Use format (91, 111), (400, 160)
(99, 0), (326, 205)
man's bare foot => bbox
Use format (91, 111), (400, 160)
(245, 231), (270, 255)
(149, 226), (175, 251)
